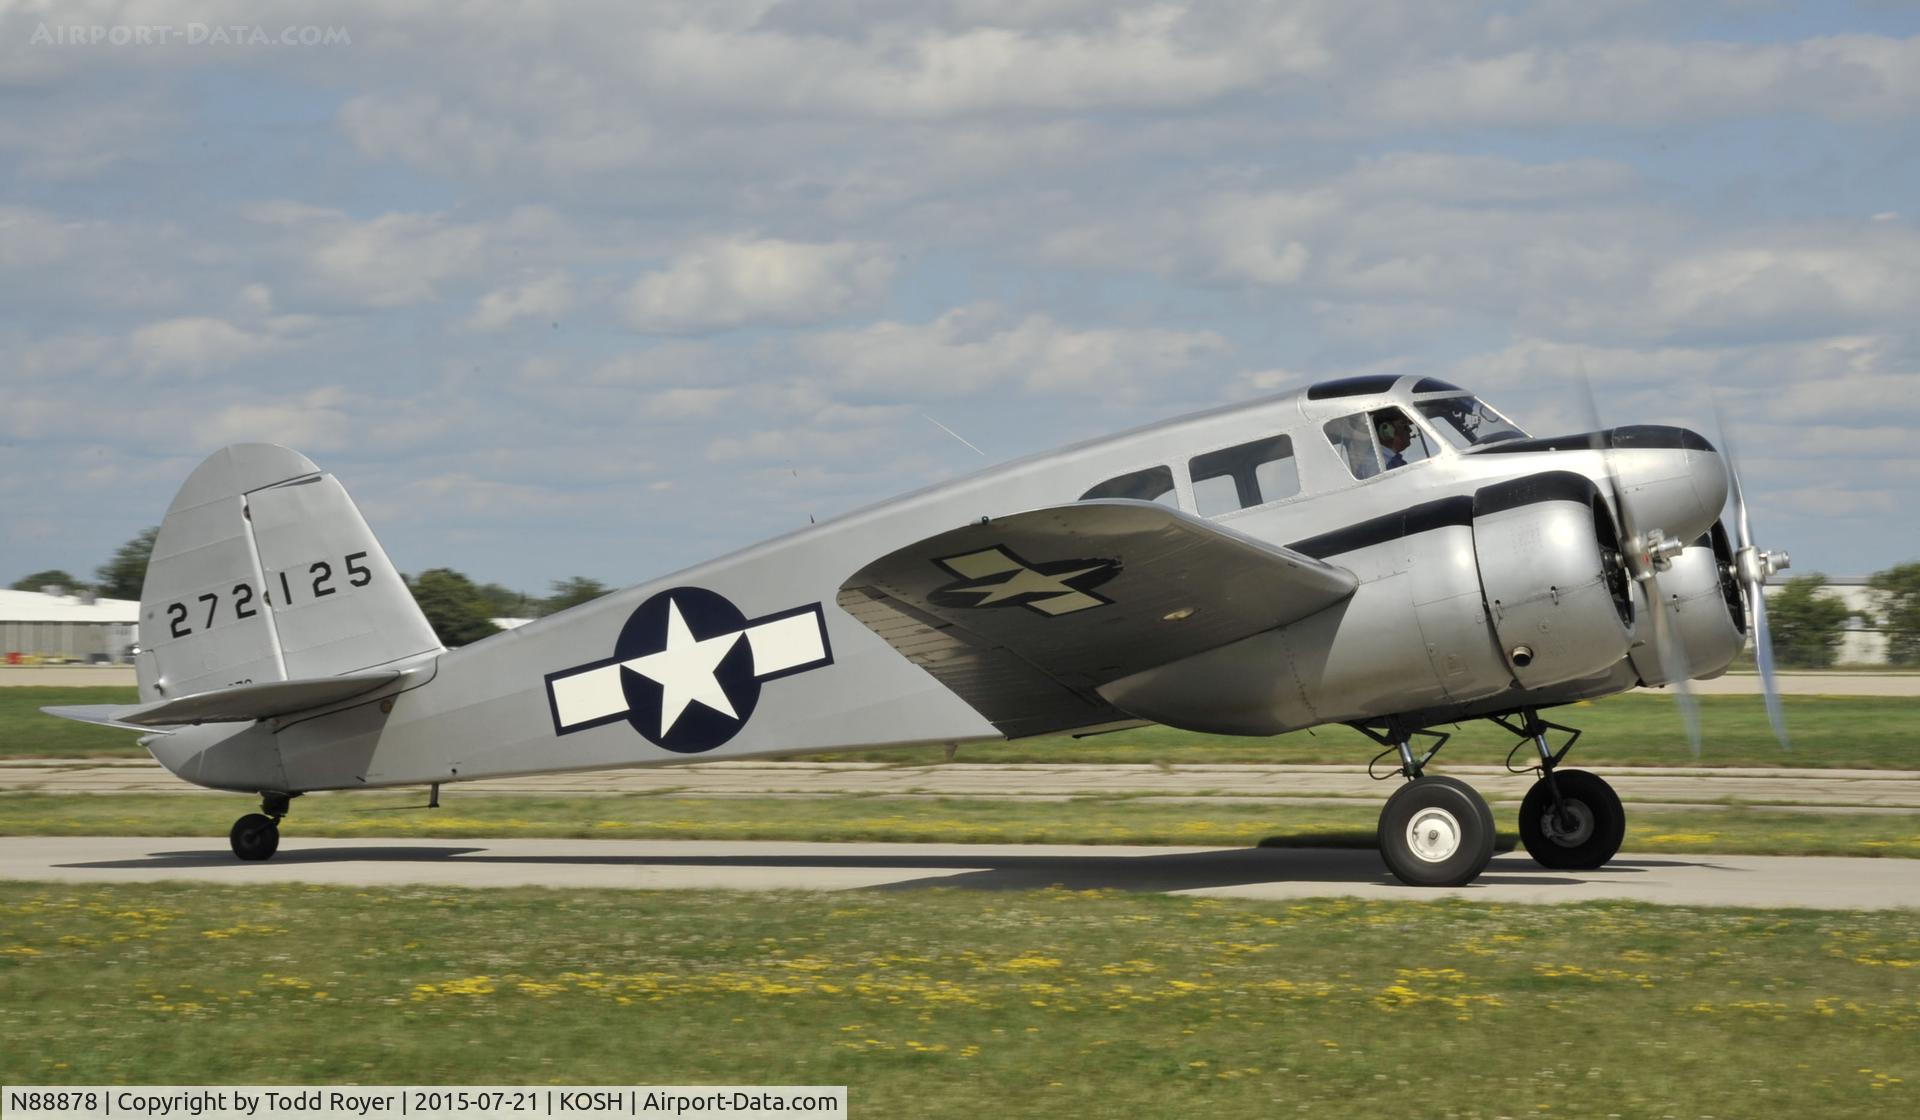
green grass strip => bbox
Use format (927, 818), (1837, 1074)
(8, 688), (1920, 769)
(1, 882), (1915, 1115)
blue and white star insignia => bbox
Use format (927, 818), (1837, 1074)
(545, 587), (832, 753)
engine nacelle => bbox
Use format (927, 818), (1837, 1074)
(1097, 471), (1645, 735)
(1471, 472), (1635, 689)
(1627, 519), (1747, 686)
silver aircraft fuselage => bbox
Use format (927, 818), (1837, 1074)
(138, 375), (1735, 795)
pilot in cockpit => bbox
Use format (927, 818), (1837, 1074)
(1376, 412), (1415, 469)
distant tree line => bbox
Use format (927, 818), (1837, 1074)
(15, 531), (1920, 662)
(1741, 565), (1920, 668)
(8, 527), (615, 649)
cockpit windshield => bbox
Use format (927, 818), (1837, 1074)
(1414, 395), (1529, 449)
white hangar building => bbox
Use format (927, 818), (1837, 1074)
(0, 589), (140, 663)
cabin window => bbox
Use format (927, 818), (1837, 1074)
(1188, 435), (1298, 517)
(1326, 408), (1434, 480)
(1080, 465), (1178, 506)
(1324, 414), (1382, 479)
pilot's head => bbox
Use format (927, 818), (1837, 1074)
(1376, 413), (1412, 452)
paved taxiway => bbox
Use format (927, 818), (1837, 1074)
(3, 836), (1916, 909)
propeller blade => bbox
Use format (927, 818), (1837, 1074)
(1711, 389), (1790, 752)
(1646, 577), (1703, 757)
(1576, 365), (1700, 752)
(1573, 365), (1630, 525)
(1711, 394), (1754, 551)
(1748, 581), (1790, 751)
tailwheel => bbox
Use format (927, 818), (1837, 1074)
(229, 791), (292, 861)
(229, 813), (280, 861)
(1519, 769), (1624, 871)
(1378, 776), (1496, 887)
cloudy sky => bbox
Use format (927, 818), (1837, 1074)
(3, 0), (1918, 596)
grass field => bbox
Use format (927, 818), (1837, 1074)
(0, 882), (1913, 1115)
(3, 791), (1917, 859)
(0, 687), (140, 756)
(7, 687), (1920, 768)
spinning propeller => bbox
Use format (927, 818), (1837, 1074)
(1713, 396), (1793, 750)
(1573, 375), (1702, 755)
(1571, 376), (1793, 755)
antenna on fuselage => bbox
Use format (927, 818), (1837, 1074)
(923, 414), (986, 457)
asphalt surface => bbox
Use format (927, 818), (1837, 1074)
(2, 836), (1915, 909)
(8, 758), (1920, 814)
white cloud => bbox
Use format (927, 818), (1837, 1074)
(246, 203), (489, 309)
(705, 425), (898, 465)
(465, 272), (573, 332)
(0, 97), (173, 179)
(191, 387), (352, 451)
(797, 303), (1228, 396)
(622, 238), (895, 333)
(127, 316), (283, 374)
(645, 387), (735, 420)
(1364, 34), (1920, 127)
(338, 91), (654, 179)
(1631, 236), (1920, 341)
(0, 205), (72, 268)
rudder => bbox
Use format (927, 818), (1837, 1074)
(137, 444), (442, 702)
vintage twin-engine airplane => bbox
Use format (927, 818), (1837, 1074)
(49, 374), (1791, 886)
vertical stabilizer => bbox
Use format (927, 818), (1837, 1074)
(138, 444), (443, 702)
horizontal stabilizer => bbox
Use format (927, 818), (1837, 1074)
(840, 500), (1358, 736)
(38, 705), (158, 733)
(42, 671), (402, 730)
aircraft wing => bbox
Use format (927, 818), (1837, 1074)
(838, 499), (1357, 737)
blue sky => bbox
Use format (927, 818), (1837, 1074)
(4, 0), (1919, 594)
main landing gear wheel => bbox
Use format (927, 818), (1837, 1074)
(229, 813), (280, 861)
(1519, 769), (1624, 871)
(1378, 776), (1496, 887)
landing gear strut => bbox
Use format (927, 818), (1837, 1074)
(1357, 724), (1496, 887)
(229, 791), (293, 861)
(1496, 711), (1625, 871)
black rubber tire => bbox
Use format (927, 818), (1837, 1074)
(230, 813), (280, 861)
(1378, 776), (1496, 887)
(1518, 769), (1625, 870)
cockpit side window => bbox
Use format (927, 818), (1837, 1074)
(1080, 465), (1178, 506)
(1324, 414), (1382, 479)
(1414, 395), (1529, 449)
(1324, 408), (1434, 480)
(1370, 407), (1433, 469)
(1188, 435), (1298, 518)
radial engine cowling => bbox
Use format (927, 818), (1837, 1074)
(1628, 520), (1748, 687)
(1471, 472), (1636, 689)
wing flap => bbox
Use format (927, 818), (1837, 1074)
(840, 500), (1357, 735)
(43, 670), (404, 729)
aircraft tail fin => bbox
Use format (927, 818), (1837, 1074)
(137, 444), (443, 703)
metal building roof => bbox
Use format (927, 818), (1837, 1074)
(0, 589), (140, 623)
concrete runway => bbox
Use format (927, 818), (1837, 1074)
(3, 835), (1916, 909)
